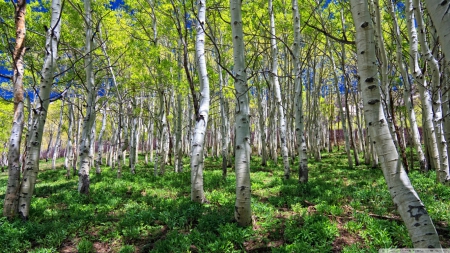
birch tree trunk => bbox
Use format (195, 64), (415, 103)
(256, 85), (267, 167)
(65, 95), (75, 177)
(174, 92), (183, 172)
(269, 0), (290, 179)
(190, 0), (210, 203)
(405, 0), (440, 173)
(413, 0), (449, 182)
(423, 0), (450, 64)
(292, 0), (307, 183)
(350, 0), (441, 247)
(329, 44), (353, 169)
(78, 0), (96, 194)
(17, 0), (62, 219)
(174, 46), (183, 173)
(52, 100), (64, 170)
(218, 61), (230, 176)
(3, 0), (27, 219)
(231, 0), (252, 227)
(96, 104), (107, 174)
(387, 0), (426, 172)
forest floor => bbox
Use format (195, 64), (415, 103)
(0, 150), (449, 252)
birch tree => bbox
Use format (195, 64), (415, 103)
(269, 0), (290, 179)
(292, 0), (307, 183)
(349, 0), (441, 247)
(78, 0), (97, 194)
(231, 0), (252, 227)
(3, 0), (27, 218)
(412, 0), (449, 182)
(17, 0), (62, 219)
(190, 0), (210, 203)
(52, 100), (64, 170)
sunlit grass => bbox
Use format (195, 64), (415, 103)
(0, 150), (448, 252)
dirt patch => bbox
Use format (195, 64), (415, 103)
(93, 242), (111, 253)
(332, 223), (365, 252)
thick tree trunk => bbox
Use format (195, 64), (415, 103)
(17, 0), (62, 219)
(230, 0), (252, 227)
(350, 0), (441, 247)
(423, 0), (450, 64)
(3, 0), (27, 219)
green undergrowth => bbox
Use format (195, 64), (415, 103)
(0, 151), (449, 252)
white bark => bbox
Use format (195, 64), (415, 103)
(218, 61), (230, 176)
(292, 0), (307, 183)
(256, 85), (267, 167)
(350, 0), (441, 247)
(231, 0), (252, 227)
(269, 0), (290, 179)
(52, 100), (64, 170)
(65, 95), (75, 177)
(174, 92), (183, 172)
(423, 0), (450, 64)
(406, 0), (441, 173)
(413, 0), (449, 182)
(191, 0), (210, 203)
(18, 0), (62, 218)
(389, 0), (426, 172)
(3, 0), (27, 218)
(95, 105), (107, 174)
(78, 0), (96, 194)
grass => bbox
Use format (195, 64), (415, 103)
(0, 150), (449, 252)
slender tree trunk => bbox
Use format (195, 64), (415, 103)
(218, 60), (230, 176)
(52, 100), (64, 170)
(392, 0), (428, 172)
(256, 86), (267, 167)
(17, 0), (62, 218)
(413, 0), (449, 182)
(293, 0), (307, 183)
(350, 0), (441, 247)
(269, 0), (290, 179)
(78, 0), (96, 194)
(96, 104), (107, 174)
(190, 0), (210, 203)
(406, 0), (441, 173)
(329, 44), (353, 169)
(65, 95), (75, 177)
(3, 0), (27, 219)
(231, 0), (252, 227)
